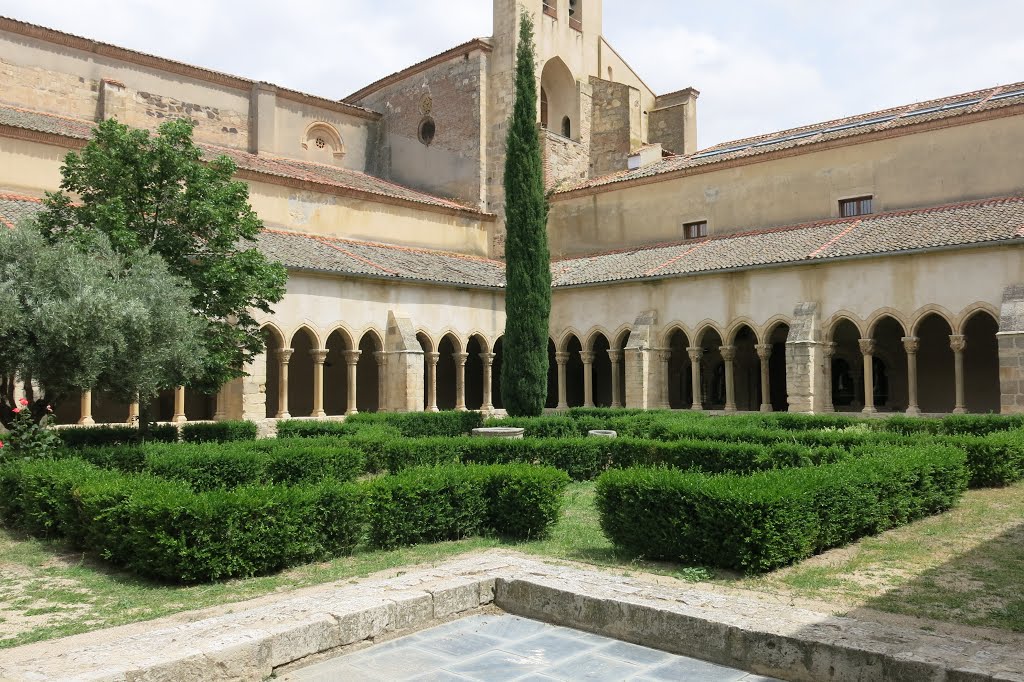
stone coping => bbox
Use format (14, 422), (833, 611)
(1, 552), (1022, 681)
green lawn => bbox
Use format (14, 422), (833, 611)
(3, 480), (1024, 648)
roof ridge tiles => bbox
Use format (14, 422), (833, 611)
(0, 192), (43, 203)
(261, 227), (506, 266)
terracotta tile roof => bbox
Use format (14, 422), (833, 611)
(2, 194), (1022, 291)
(557, 81), (1024, 196)
(0, 192), (43, 228)
(0, 104), (483, 215)
(256, 228), (506, 288)
(550, 195), (1024, 287)
(345, 38), (493, 103)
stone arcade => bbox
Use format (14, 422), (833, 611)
(0, 1), (1022, 424)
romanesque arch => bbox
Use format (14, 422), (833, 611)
(914, 313), (956, 414)
(324, 327), (354, 417)
(730, 323), (760, 411)
(288, 326), (318, 418)
(357, 331), (383, 413)
(540, 57), (578, 140)
(962, 309), (1000, 413)
(436, 333), (463, 411)
(302, 122), (345, 163)
(665, 327), (692, 409)
(465, 334), (489, 411)
(263, 324), (286, 419)
(765, 321), (791, 412)
(587, 330), (614, 408)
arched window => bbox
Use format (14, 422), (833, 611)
(561, 116), (571, 139)
(540, 88), (549, 129)
(302, 122), (345, 163)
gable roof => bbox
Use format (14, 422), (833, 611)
(555, 81), (1024, 197)
(0, 104), (489, 218)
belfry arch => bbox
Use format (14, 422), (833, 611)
(540, 57), (578, 140)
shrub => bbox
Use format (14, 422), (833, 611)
(596, 445), (967, 573)
(275, 419), (350, 439)
(180, 420), (258, 443)
(58, 424), (178, 448)
(345, 411), (484, 438)
(0, 458), (118, 538)
(364, 464), (568, 549)
(484, 416), (581, 438)
(944, 431), (1024, 487)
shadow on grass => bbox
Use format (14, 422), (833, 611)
(850, 520), (1024, 632)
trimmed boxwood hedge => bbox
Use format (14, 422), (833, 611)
(279, 412), (483, 439)
(58, 424), (178, 448)
(364, 464), (569, 549)
(180, 420), (258, 443)
(595, 444), (968, 573)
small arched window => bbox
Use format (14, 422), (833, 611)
(302, 122), (345, 163)
(540, 88), (549, 128)
(561, 116), (571, 139)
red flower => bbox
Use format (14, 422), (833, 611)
(11, 408), (20, 414)
(18, 398), (28, 406)
(0, 440), (4, 448)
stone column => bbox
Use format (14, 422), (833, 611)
(821, 342), (836, 413)
(580, 351), (595, 408)
(78, 390), (95, 426)
(950, 334), (967, 414)
(426, 352), (440, 412)
(902, 336), (921, 415)
(275, 348), (294, 419)
(374, 351), (388, 413)
(687, 347), (704, 410)
(859, 339), (877, 414)
(310, 348), (329, 418)
(607, 349), (623, 408)
(657, 349), (671, 409)
(343, 350), (361, 415)
(555, 351), (570, 410)
(127, 398), (140, 425)
(454, 352), (469, 412)
(756, 344), (773, 413)
(720, 346), (737, 412)
(213, 386), (227, 422)
(481, 352), (496, 412)
(172, 386), (187, 424)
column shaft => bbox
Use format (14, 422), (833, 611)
(78, 390), (95, 426)
(454, 352), (469, 412)
(607, 349), (623, 408)
(859, 339), (876, 414)
(581, 351), (595, 408)
(687, 347), (703, 410)
(344, 350), (361, 415)
(275, 349), (293, 419)
(426, 352), (440, 412)
(481, 352), (496, 411)
(756, 344), (773, 413)
(822, 343), (836, 413)
(127, 398), (140, 425)
(374, 351), (388, 413)
(172, 386), (187, 424)
(951, 334), (967, 414)
(720, 345), (737, 413)
(903, 337), (921, 415)
(310, 349), (328, 418)
(555, 352), (569, 410)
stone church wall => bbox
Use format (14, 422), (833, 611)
(589, 77), (642, 177)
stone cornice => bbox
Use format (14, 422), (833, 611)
(552, 103), (1024, 202)
(345, 39), (493, 103)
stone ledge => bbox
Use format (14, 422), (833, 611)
(1, 553), (1023, 681)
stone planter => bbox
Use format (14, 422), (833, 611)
(471, 427), (525, 440)
(588, 430), (618, 438)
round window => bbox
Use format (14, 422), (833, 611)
(315, 137), (326, 149)
(418, 117), (436, 146)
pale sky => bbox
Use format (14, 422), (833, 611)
(2, 1), (1023, 149)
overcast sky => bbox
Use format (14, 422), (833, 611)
(3, 1), (1023, 148)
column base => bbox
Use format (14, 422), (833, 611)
(427, 406), (439, 413)
(312, 410), (326, 418)
(346, 409), (358, 416)
(953, 407), (968, 415)
(611, 402), (622, 409)
(821, 405), (835, 413)
(861, 406), (877, 414)
(760, 404), (773, 413)
(724, 406), (737, 413)
(905, 406), (921, 416)
(276, 412), (291, 420)
(483, 404), (494, 412)
(455, 406), (468, 413)
(584, 402), (595, 409)
(556, 403), (569, 411)
(171, 416), (187, 424)
(690, 403), (702, 411)
(78, 417), (95, 426)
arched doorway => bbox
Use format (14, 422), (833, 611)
(563, 335), (584, 408)
(540, 58), (577, 140)
(263, 326), (285, 419)
(666, 328), (691, 409)
(915, 314), (955, 414)
(869, 316), (908, 412)
(436, 334), (461, 410)
(288, 327), (317, 418)
(357, 331), (382, 413)
(589, 333), (613, 407)
(696, 327), (725, 410)
(767, 323), (790, 411)
(963, 311), (1000, 413)
(324, 329), (353, 417)
(830, 319), (861, 411)
(731, 324), (760, 412)
(466, 335), (487, 411)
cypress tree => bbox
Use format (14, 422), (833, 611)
(501, 9), (551, 417)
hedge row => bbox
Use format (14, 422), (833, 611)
(278, 411), (483, 439)
(365, 464), (569, 549)
(596, 444), (969, 573)
(0, 459), (566, 582)
(58, 421), (258, 448)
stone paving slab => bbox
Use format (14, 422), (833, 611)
(0, 552), (1022, 681)
(281, 613), (782, 681)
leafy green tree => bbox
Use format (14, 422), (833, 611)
(0, 223), (205, 428)
(37, 118), (287, 394)
(501, 10), (552, 417)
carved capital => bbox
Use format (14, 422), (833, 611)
(579, 351), (596, 365)
(427, 351), (441, 365)
(374, 351), (388, 367)
(719, 345), (736, 362)
(858, 339), (876, 356)
(686, 346), (704, 362)
(480, 352), (496, 365)
(606, 349), (624, 364)
(656, 349), (672, 363)
(343, 350), (362, 365)
(454, 352), (470, 366)
(309, 348), (329, 364)
(275, 348), (294, 364)
(901, 336), (920, 354)
(755, 343), (772, 361)
(555, 352), (570, 366)
(949, 334), (967, 353)
(822, 341), (837, 359)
